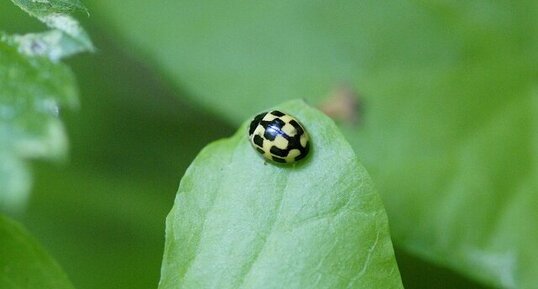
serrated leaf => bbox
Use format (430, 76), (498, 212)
(0, 214), (75, 289)
(9, 0), (93, 61)
(11, 0), (88, 14)
(3, 30), (89, 61)
(0, 40), (77, 211)
(89, 0), (538, 287)
(0, 0), (92, 211)
(159, 100), (402, 289)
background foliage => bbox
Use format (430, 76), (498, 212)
(1, 0), (536, 289)
(0, 215), (75, 289)
(1, 0), (92, 212)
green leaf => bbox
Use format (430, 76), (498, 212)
(0, 40), (76, 211)
(9, 0), (93, 60)
(11, 0), (88, 14)
(0, 0), (92, 211)
(160, 100), (402, 289)
(346, 66), (538, 288)
(89, 0), (537, 287)
(0, 214), (75, 289)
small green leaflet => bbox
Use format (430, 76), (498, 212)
(159, 100), (403, 289)
(0, 0), (92, 211)
(9, 0), (94, 61)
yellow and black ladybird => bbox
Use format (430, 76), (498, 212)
(248, 110), (310, 164)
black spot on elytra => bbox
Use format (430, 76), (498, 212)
(256, 147), (265, 155)
(262, 118), (285, 141)
(270, 110), (285, 117)
(270, 146), (288, 157)
(289, 119), (304, 135)
(272, 156), (286, 163)
(294, 141), (309, 161)
(253, 134), (264, 147)
(248, 112), (267, 135)
(263, 127), (278, 141)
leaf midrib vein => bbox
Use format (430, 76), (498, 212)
(235, 169), (291, 289)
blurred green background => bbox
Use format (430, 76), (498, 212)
(2, 0), (537, 289)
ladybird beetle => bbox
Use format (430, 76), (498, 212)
(248, 110), (310, 164)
